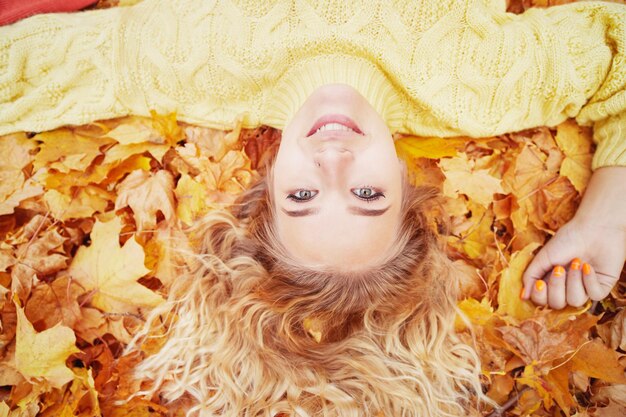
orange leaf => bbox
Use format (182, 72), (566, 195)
(572, 339), (626, 384)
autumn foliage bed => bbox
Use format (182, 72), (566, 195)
(1, 1), (626, 416)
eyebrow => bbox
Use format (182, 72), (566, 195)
(281, 206), (390, 217)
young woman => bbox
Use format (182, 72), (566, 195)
(1, 0), (625, 415)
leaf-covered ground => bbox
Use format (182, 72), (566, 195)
(1, 1), (626, 416)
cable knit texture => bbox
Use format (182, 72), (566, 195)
(1, 0), (626, 168)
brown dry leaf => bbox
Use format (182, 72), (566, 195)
(440, 154), (504, 207)
(67, 217), (163, 313)
(554, 120), (593, 193)
(500, 312), (597, 371)
(486, 373), (515, 405)
(448, 202), (496, 261)
(608, 309), (626, 350)
(115, 170), (175, 230)
(11, 228), (67, 301)
(541, 175), (579, 230)
(14, 302), (79, 389)
(572, 339), (626, 383)
(24, 276), (82, 330)
(242, 126), (281, 170)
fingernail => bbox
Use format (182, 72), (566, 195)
(582, 263), (591, 275)
(553, 265), (565, 277)
(535, 280), (545, 292)
(570, 258), (581, 271)
(520, 286), (526, 299)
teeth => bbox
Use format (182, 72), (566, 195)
(316, 123), (354, 133)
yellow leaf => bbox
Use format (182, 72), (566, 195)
(0, 178), (43, 216)
(175, 173), (210, 226)
(440, 154), (504, 207)
(456, 297), (494, 331)
(555, 120), (593, 193)
(44, 186), (111, 221)
(14, 302), (79, 389)
(105, 120), (155, 145)
(115, 170), (175, 230)
(103, 143), (170, 165)
(496, 243), (540, 321)
(394, 136), (467, 160)
(68, 217), (164, 313)
(33, 129), (111, 173)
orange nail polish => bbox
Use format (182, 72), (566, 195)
(570, 258), (581, 271)
(520, 286), (526, 299)
(535, 280), (545, 292)
(553, 265), (565, 277)
(582, 263), (591, 275)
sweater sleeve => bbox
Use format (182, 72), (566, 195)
(0, 4), (125, 135)
(558, 4), (626, 169)
(530, 2), (626, 169)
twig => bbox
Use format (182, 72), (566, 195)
(486, 386), (531, 417)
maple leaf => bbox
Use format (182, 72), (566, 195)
(11, 228), (67, 301)
(14, 302), (79, 389)
(25, 276), (82, 330)
(0, 178), (43, 216)
(554, 120), (593, 193)
(571, 339), (626, 383)
(115, 170), (175, 230)
(44, 186), (112, 221)
(67, 217), (164, 313)
(439, 154), (504, 207)
(33, 129), (112, 173)
(496, 242), (539, 321)
(175, 173), (211, 226)
(395, 135), (468, 160)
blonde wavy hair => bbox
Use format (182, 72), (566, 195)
(129, 168), (486, 416)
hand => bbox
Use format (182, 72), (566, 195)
(521, 167), (626, 309)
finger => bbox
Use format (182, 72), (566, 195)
(522, 237), (574, 300)
(581, 263), (606, 301)
(531, 279), (548, 306)
(566, 258), (588, 307)
(547, 265), (566, 310)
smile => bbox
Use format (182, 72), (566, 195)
(306, 114), (364, 137)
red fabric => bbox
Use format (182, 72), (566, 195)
(0, 0), (97, 26)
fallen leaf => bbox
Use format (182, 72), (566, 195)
(67, 217), (163, 313)
(440, 154), (504, 207)
(115, 170), (175, 230)
(44, 186), (111, 221)
(554, 120), (593, 193)
(572, 339), (626, 383)
(175, 173), (211, 226)
(395, 135), (468, 160)
(496, 242), (540, 321)
(33, 129), (111, 173)
(14, 302), (79, 389)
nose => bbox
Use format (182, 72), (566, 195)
(313, 147), (354, 179)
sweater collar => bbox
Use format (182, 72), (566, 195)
(264, 54), (405, 132)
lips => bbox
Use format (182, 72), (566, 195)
(306, 114), (364, 137)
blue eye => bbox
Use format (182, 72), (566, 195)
(287, 189), (318, 202)
(352, 187), (384, 201)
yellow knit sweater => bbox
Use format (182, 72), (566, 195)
(1, 0), (625, 168)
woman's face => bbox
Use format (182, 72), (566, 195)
(273, 84), (403, 270)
